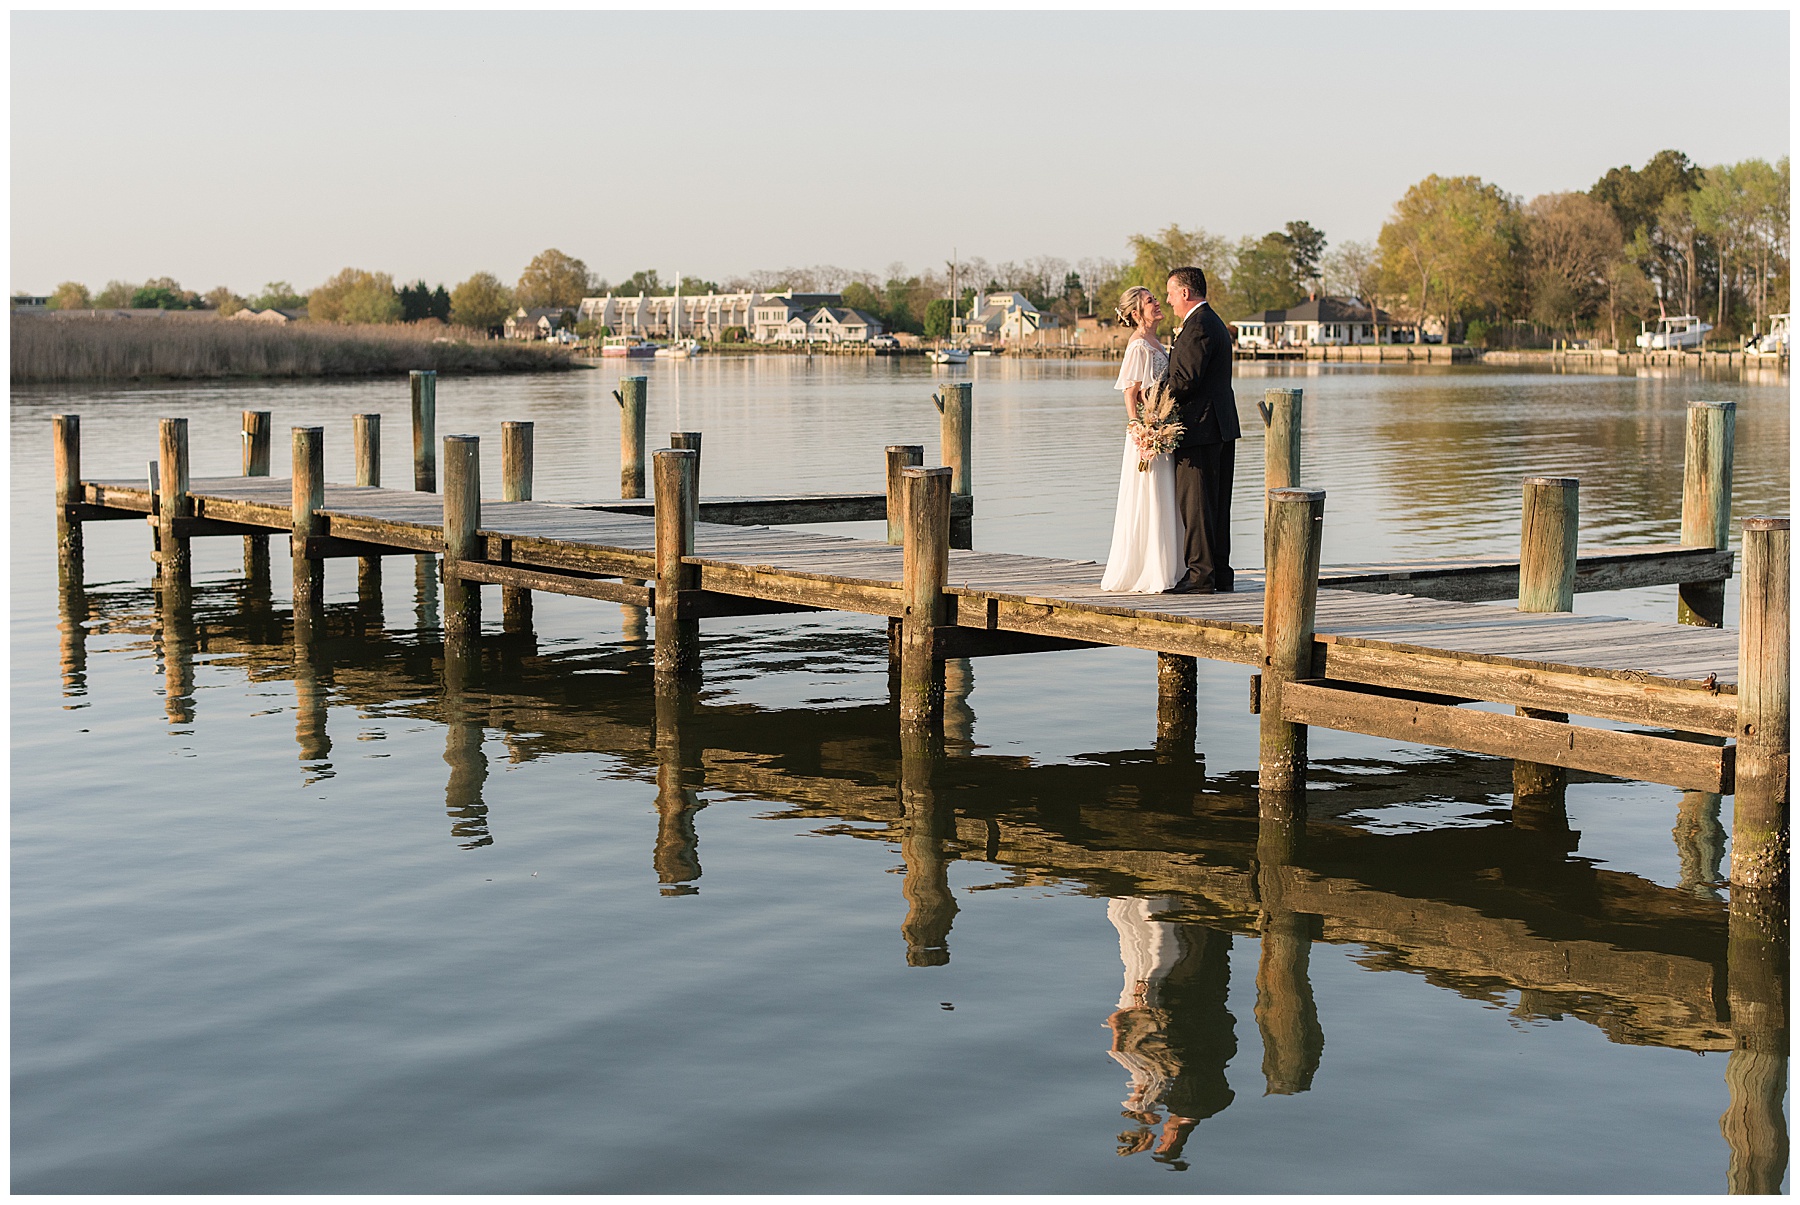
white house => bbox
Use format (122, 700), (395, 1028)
(1234, 297), (1399, 347)
(581, 290), (843, 342)
(962, 291), (1053, 343)
(806, 306), (884, 343)
(504, 306), (573, 340)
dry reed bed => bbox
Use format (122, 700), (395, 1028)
(12, 317), (577, 383)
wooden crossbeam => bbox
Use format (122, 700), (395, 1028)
(565, 492), (974, 526)
(1280, 679), (1734, 793)
(451, 560), (652, 607)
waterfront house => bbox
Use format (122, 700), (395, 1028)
(504, 306), (573, 340)
(963, 291), (1054, 344)
(1235, 296), (1399, 347)
(580, 290), (841, 342)
(805, 306), (884, 343)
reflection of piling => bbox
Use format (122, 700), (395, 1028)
(414, 553), (440, 633)
(934, 383), (973, 548)
(899, 734), (957, 966)
(1156, 654), (1197, 758)
(501, 421), (535, 632)
(1731, 517), (1788, 893)
(899, 466), (952, 736)
(442, 636), (490, 849)
(1260, 489), (1324, 793)
(1673, 791), (1725, 900)
(1722, 890), (1787, 1194)
(292, 585), (331, 773)
(1679, 401), (1734, 628)
(56, 533), (87, 698)
(1254, 804), (1323, 1095)
(653, 681), (706, 893)
(943, 658), (975, 751)
(156, 566), (196, 726)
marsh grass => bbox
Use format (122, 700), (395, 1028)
(12, 316), (576, 383)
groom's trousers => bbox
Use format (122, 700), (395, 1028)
(1173, 440), (1236, 591)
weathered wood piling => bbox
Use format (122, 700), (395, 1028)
(441, 434), (481, 638)
(1732, 516), (1788, 892)
(618, 376), (648, 499)
(899, 465), (953, 733)
(670, 431), (701, 498)
(1680, 400), (1736, 627)
(1513, 477), (1579, 826)
(411, 370), (437, 492)
(501, 421), (535, 631)
(156, 417), (192, 575)
(53, 414), (81, 557)
(1261, 388), (1303, 535)
(886, 445), (923, 545)
(934, 383), (973, 548)
(353, 414), (382, 599)
(653, 447), (700, 682)
(1259, 488), (1325, 794)
(290, 426), (325, 626)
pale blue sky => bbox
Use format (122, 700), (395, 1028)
(11, 10), (1790, 295)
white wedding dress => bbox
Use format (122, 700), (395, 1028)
(1100, 337), (1184, 592)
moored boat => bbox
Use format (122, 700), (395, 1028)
(1636, 315), (1712, 350)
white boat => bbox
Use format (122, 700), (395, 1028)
(928, 348), (969, 364)
(1636, 314), (1713, 350)
(655, 339), (701, 359)
(1749, 313), (1789, 355)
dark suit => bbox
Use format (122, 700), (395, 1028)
(1165, 302), (1240, 591)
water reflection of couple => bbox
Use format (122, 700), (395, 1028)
(1103, 897), (1236, 1169)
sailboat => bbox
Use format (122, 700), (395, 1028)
(654, 272), (699, 357)
(929, 250), (969, 364)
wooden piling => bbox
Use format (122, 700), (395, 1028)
(502, 421), (534, 501)
(1731, 516), (1788, 893)
(411, 370), (437, 492)
(618, 376), (648, 499)
(899, 465), (953, 733)
(1262, 387), (1303, 540)
(157, 417), (192, 574)
(352, 414), (380, 487)
(1680, 400), (1736, 627)
(1260, 487), (1325, 792)
(290, 426), (325, 621)
(1514, 477), (1579, 814)
(886, 445), (924, 545)
(53, 414), (81, 556)
(935, 383), (973, 548)
(653, 447), (700, 681)
(242, 410), (272, 477)
(500, 421), (534, 629)
(670, 431), (701, 499)
(1519, 477), (1578, 613)
(441, 434), (482, 638)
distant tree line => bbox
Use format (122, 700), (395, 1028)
(28, 150), (1784, 348)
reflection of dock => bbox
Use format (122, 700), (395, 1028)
(51, 375), (1784, 915)
(51, 558), (1787, 1189)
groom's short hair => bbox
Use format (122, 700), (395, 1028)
(1167, 266), (1208, 299)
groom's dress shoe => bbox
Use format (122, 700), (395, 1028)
(1166, 579), (1214, 595)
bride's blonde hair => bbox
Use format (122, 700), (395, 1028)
(1114, 286), (1154, 328)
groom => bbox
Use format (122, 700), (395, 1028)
(1162, 266), (1241, 594)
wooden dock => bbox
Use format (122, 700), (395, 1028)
(48, 378), (1788, 896)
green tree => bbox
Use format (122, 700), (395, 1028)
(449, 271), (516, 332)
(1590, 150), (1704, 316)
(516, 248), (593, 308)
(309, 268), (401, 324)
(93, 280), (135, 309)
(47, 281), (91, 310)
(130, 277), (201, 309)
(1280, 220), (1327, 289)
(1377, 174), (1523, 338)
(1230, 233), (1307, 315)
(620, 268), (663, 295)
(1323, 240), (1384, 341)
(203, 286), (247, 315)
(251, 281), (307, 310)
(1124, 224), (1234, 329)
(1522, 192), (1622, 336)
(923, 298), (953, 338)
(398, 280), (452, 323)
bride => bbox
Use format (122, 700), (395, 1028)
(1100, 286), (1185, 592)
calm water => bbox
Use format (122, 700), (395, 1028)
(12, 356), (1790, 1192)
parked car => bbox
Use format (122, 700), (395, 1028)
(868, 334), (899, 349)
